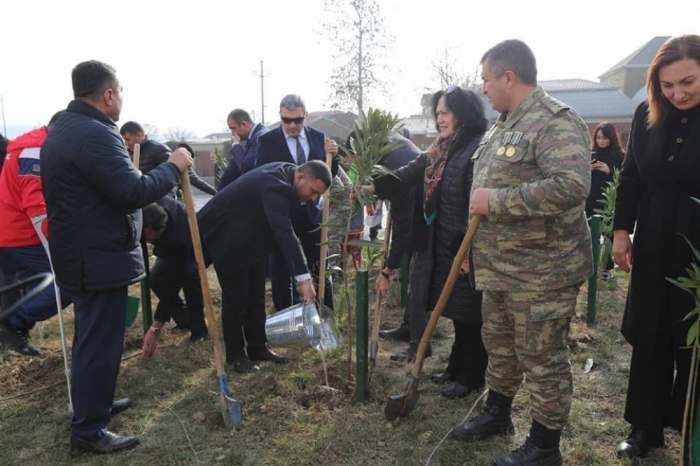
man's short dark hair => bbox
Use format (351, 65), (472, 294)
(227, 109), (253, 124)
(143, 203), (168, 231)
(120, 121), (144, 136)
(48, 111), (65, 130)
(298, 160), (332, 188)
(481, 39), (537, 86)
(72, 60), (118, 100)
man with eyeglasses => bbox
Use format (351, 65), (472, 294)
(255, 94), (339, 313)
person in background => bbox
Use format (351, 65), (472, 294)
(585, 121), (624, 281)
(0, 112), (73, 356)
(613, 35), (700, 461)
(370, 87), (488, 403)
(255, 95), (338, 313)
(140, 196), (209, 358)
(0, 131), (21, 315)
(215, 109), (268, 189)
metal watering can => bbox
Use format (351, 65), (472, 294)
(265, 302), (340, 350)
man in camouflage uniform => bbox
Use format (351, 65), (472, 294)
(451, 39), (592, 466)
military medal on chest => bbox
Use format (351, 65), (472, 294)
(498, 131), (524, 158)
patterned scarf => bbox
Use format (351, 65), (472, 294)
(423, 129), (462, 225)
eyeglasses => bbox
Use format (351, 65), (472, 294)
(281, 117), (305, 125)
(446, 85), (459, 94)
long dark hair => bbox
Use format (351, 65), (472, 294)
(432, 87), (487, 148)
(592, 122), (624, 159)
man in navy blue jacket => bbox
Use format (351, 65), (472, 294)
(217, 109), (268, 189)
(41, 60), (192, 454)
(198, 161), (331, 373)
(255, 95), (339, 312)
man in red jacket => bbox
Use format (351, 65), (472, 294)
(0, 112), (72, 356)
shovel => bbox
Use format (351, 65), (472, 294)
(180, 166), (243, 429)
(384, 215), (481, 421)
(316, 150), (339, 350)
(369, 212), (392, 381)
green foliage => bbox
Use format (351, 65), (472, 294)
(592, 168), (620, 273)
(665, 196), (700, 459)
(213, 147), (225, 188)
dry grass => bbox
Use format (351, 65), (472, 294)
(0, 271), (683, 465)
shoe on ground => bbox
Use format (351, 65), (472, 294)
(389, 343), (432, 363)
(494, 420), (562, 466)
(441, 383), (471, 399)
(431, 372), (456, 384)
(616, 427), (664, 459)
(70, 429), (140, 454)
(110, 398), (132, 416)
(229, 358), (260, 374)
(379, 324), (410, 342)
(601, 271), (613, 281)
(452, 390), (514, 443)
(248, 347), (287, 364)
(0, 323), (39, 356)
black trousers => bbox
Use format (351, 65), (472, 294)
(0, 250), (20, 312)
(70, 287), (127, 439)
(150, 256), (206, 336)
(624, 305), (698, 432)
(270, 208), (333, 312)
(445, 320), (488, 389)
(216, 262), (267, 363)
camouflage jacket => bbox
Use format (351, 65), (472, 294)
(471, 86), (593, 291)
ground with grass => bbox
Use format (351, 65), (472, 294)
(0, 271), (683, 465)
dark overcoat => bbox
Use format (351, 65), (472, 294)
(614, 102), (700, 353)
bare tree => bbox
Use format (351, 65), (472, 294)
(321, 0), (392, 114)
(429, 48), (477, 91)
(142, 123), (160, 141)
(165, 126), (195, 142)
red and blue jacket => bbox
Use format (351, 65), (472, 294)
(0, 127), (49, 247)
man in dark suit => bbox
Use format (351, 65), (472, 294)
(140, 196), (209, 358)
(255, 94), (338, 312)
(198, 160), (331, 373)
(41, 60), (192, 453)
(217, 109), (268, 189)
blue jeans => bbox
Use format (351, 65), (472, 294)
(1, 245), (72, 330)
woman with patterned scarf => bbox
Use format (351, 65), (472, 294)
(371, 86), (488, 398)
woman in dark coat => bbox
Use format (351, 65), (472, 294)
(373, 86), (488, 398)
(586, 122), (624, 279)
(613, 35), (700, 461)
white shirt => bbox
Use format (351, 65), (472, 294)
(283, 127), (310, 164)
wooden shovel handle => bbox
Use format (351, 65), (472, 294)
(317, 152), (333, 310)
(412, 215), (482, 377)
(180, 172), (228, 377)
(133, 143), (141, 169)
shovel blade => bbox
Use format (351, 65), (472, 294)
(218, 374), (243, 429)
(384, 385), (421, 421)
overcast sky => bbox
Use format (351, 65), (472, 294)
(1, 0), (697, 138)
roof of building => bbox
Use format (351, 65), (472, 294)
(599, 36), (671, 78)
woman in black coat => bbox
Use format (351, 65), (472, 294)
(586, 122), (624, 279)
(613, 35), (700, 461)
(373, 86), (488, 398)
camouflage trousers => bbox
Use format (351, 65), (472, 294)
(481, 284), (582, 430)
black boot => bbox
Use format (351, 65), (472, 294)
(379, 323), (410, 342)
(494, 420), (562, 466)
(452, 390), (514, 443)
(389, 342), (431, 362)
(616, 426), (664, 459)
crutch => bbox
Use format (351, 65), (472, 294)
(32, 216), (73, 415)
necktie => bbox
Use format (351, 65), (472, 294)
(295, 136), (306, 165)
